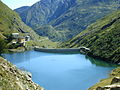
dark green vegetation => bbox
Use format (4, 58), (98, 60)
(0, 1), (57, 52)
(61, 10), (120, 63)
(89, 67), (120, 90)
(0, 38), (7, 54)
(15, 0), (120, 41)
(0, 57), (44, 90)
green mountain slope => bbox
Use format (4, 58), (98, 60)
(0, 1), (40, 41)
(51, 0), (120, 40)
(15, 0), (75, 28)
(0, 1), (57, 50)
(35, 25), (72, 41)
(61, 10), (120, 63)
(15, 0), (120, 41)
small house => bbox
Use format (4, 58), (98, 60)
(12, 39), (17, 44)
(12, 33), (19, 39)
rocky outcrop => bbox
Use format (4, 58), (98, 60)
(89, 67), (120, 90)
(0, 57), (44, 90)
(111, 77), (120, 84)
(96, 84), (120, 90)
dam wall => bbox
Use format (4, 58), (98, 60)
(34, 48), (80, 53)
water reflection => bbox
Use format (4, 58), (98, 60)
(3, 50), (55, 64)
(85, 55), (119, 67)
(3, 51), (31, 64)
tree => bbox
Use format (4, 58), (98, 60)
(0, 38), (7, 54)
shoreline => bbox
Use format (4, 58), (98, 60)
(0, 57), (44, 90)
(34, 47), (120, 64)
(2, 48), (120, 90)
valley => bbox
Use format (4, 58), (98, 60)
(0, 0), (120, 90)
(15, 0), (120, 41)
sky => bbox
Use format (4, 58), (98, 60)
(1, 0), (40, 10)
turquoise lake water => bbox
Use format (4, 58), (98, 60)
(3, 50), (116, 90)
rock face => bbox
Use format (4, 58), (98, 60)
(0, 57), (44, 90)
(96, 84), (120, 90)
(111, 77), (120, 84)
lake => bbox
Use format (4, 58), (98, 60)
(3, 50), (116, 90)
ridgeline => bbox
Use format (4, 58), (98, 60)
(15, 0), (120, 41)
(61, 10), (120, 64)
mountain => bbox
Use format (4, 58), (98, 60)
(0, 1), (57, 50)
(61, 10), (120, 63)
(34, 25), (72, 41)
(0, 1), (39, 41)
(15, 0), (76, 27)
(15, 0), (120, 41)
(14, 6), (29, 14)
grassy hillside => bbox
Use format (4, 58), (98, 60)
(51, 0), (120, 41)
(35, 25), (72, 41)
(0, 57), (44, 90)
(0, 1), (57, 52)
(61, 10), (120, 63)
(0, 1), (40, 41)
(15, 0), (120, 41)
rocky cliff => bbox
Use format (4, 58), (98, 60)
(0, 57), (44, 90)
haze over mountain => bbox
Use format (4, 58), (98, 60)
(15, 0), (120, 41)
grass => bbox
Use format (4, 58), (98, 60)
(61, 10), (120, 63)
(89, 67), (120, 89)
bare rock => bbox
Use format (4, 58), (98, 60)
(111, 77), (120, 84)
(96, 84), (120, 90)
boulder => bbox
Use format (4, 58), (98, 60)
(111, 77), (120, 84)
(96, 84), (120, 90)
